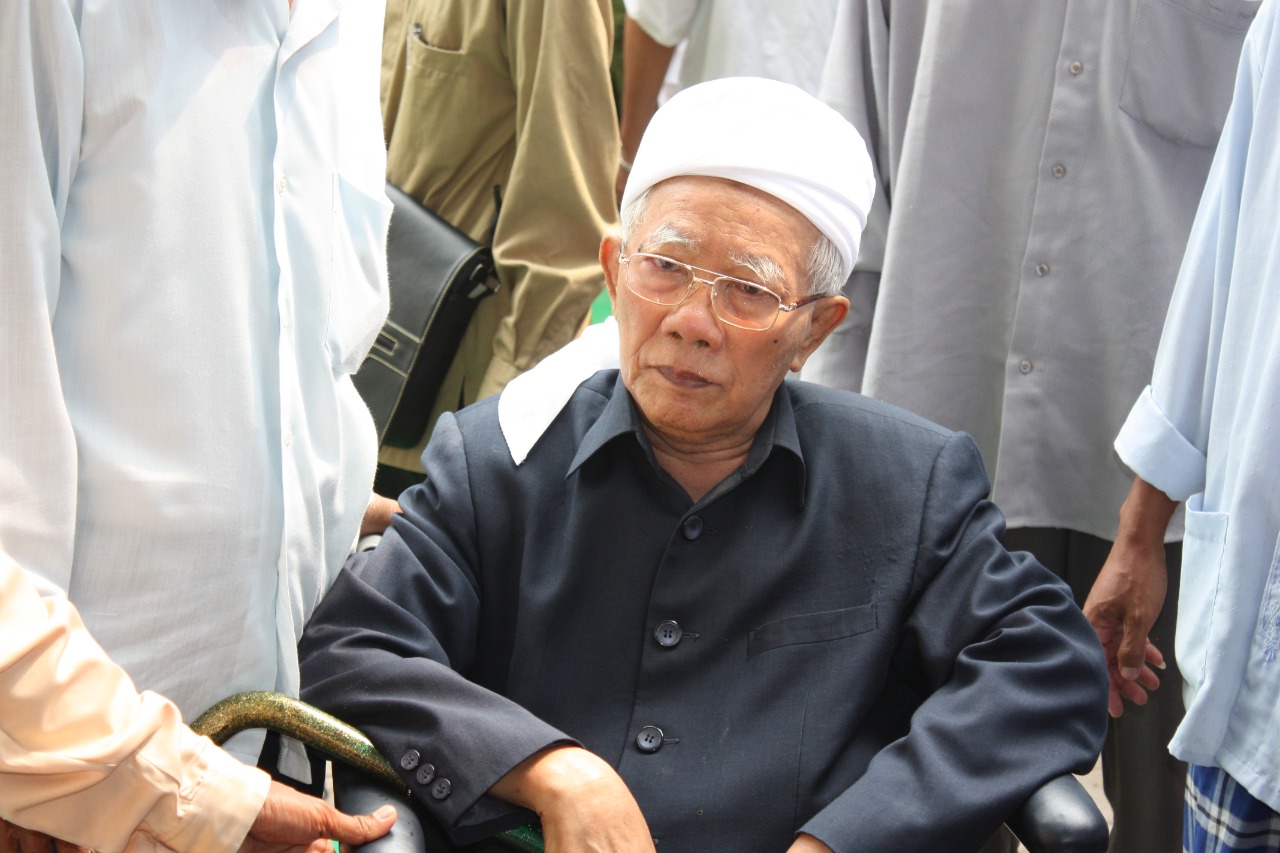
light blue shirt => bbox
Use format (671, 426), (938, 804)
(1115, 0), (1280, 811)
(2, 0), (389, 767)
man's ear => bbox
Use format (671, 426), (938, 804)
(600, 234), (623, 309)
(790, 295), (849, 373)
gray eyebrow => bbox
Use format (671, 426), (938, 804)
(639, 223), (698, 253)
(729, 251), (786, 288)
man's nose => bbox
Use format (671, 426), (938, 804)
(663, 278), (724, 344)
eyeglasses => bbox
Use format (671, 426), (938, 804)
(619, 252), (827, 332)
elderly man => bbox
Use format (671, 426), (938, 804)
(299, 78), (1107, 852)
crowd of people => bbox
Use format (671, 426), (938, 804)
(1, 0), (1276, 851)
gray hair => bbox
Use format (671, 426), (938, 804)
(621, 187), (846, 299)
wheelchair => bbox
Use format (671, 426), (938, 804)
(193, 692), (1109, 853)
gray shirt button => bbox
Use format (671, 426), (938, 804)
(1019, 359), (1034, 375)
(416, 763), (436, 785)
(400, 749), (420, 771)
(1051, 163), (1067, 179)
(431, 778), (453, 800)
(1068, 60), (1084, 75)
(654, 620), (682, 647)
(636, 725), (665, 754)
(682, 516), (703, 540)
(1035, 263), (1050, 277)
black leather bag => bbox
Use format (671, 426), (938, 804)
(354, 183), (498, 448)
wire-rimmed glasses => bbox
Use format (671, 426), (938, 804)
(619, 252), (826, 332)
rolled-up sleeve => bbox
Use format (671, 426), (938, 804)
(0, 558), (269, 853)
(1115, 386), (1208, 502)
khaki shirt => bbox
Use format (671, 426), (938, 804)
(380, 0), (620, 472)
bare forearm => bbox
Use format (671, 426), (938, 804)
(1115, 476), (1180, 551)
(619, 16), (675, 163)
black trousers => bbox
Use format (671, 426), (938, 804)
(1003, 527), (1186, 853)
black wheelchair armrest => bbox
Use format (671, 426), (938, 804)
(335, 780), (426, 853)
(1006, 773), (1110, 853)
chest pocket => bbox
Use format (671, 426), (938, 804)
(748, 603), (877, 658)
(329, 173), (392, 376)
(1120, 0), (1259, 147)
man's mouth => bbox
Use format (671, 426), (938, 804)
(656, 366), (714, 389)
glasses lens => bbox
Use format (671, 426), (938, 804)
(713, 277), (782, 330)
(626, 254), (693, 305)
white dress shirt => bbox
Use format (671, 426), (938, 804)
(625, 0), (840, 98)
(1115, 0), (1280, 810)
(805, 0), (1259, 540)
(2, 0), (389, 766)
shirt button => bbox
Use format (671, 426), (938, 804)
(1019, 360), (1033, 375)
(400, 749), (420, 771)
(284, 427), (294, 447)
(654, 620), (682, 648)
(416, 764), (436, 785)
(1035, 263), (1050, 277)
(1051, 163), (1067, 179)
(431, 778), (453, 800)
(636, 726), (665, 754)
(683, 516), (703, 540)
(277, 175), (287, 194)
(1068, 60), (1084, 75)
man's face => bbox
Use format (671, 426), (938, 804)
(603, 177), (848, 451)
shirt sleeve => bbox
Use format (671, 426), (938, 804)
(1113, 16), (1264, 503)
(477, 0), (620, 398)
(300, 412), (574, 845)
(623, 0), (701, 47)
(0, 557), (269, 853)
(798, 432), (1110, 851)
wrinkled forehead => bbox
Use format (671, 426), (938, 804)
(629, 176), (819, 257)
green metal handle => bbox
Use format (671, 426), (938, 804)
(191, 691), (545, 853)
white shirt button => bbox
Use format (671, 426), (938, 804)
(1068, 60), (1084, 75)
(277, 176), (287, 194)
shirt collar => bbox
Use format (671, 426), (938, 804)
(567, 375), (807, 508)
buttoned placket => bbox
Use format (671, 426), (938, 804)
(1007, 0), (1096, 394)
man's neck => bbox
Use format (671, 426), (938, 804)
(644, 428), (753, 503)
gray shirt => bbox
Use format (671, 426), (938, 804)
(802, 0), (1259, 539)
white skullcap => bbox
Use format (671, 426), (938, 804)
(619, 77), (875, 285)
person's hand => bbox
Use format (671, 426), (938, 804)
(490, 746), (655, 852)
(0, 819), (88, 853)
(359, 495), (401, 538)
(787, 833), (835, 852)
(1083, 478), (1178, 718)
(238, 780), (396, 853)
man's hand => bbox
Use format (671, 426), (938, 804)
(0, 820), (88, 853)
(787, 833), (835, 852)
(359, 495), (401, 538)
(489, 746), (655, 852)
(239, 780), (396, 853)
(1083, 477), (1178, 718)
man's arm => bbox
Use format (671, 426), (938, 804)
(301, 413), (580, 846)
(616, 15), (676, 202)
(1083, 477), (1179, 717)
(0, 557), (395, 853)
(798, 433), (1109, 852)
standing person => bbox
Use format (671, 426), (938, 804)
(2, 0), (396, 842)
(1086, 0), (1280, 846)
(0, 555), (396, 853)
(804, 2), (1259, 849)
(616, 0), (839, 200)
(373, 0), (621, 496)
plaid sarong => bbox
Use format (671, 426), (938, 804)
(1185, 764), (1280, 851)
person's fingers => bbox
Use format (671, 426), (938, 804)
(317, 804), (397, 845)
